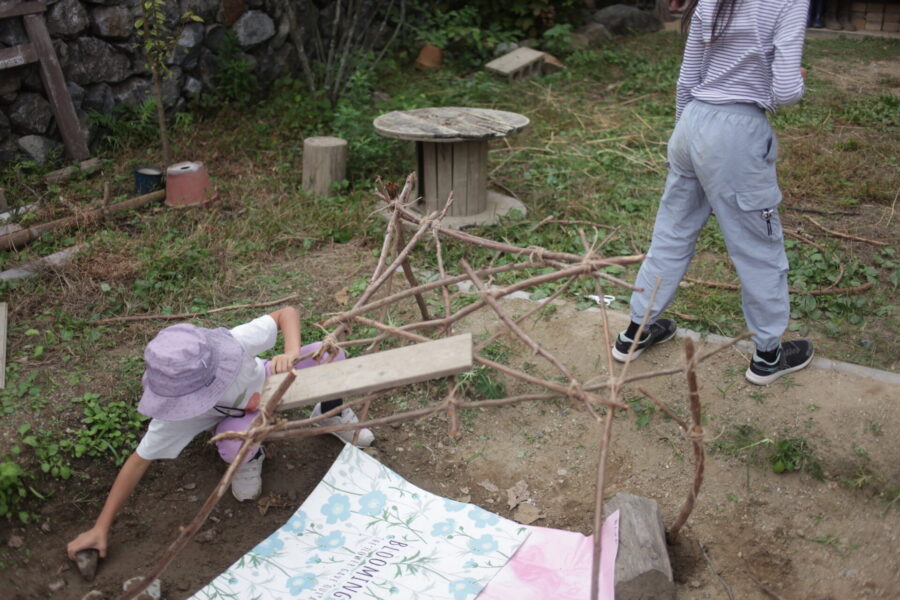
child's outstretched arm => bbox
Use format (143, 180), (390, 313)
(268, 306), (302, 374)
(66, 451), (152, 559)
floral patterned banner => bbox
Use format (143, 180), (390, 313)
(190, 444), (531, 600)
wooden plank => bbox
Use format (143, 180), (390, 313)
(0, 44), (38, 71)
(485, 47), (545, 77)
(23, 14), (90, 161)
(0, 1), (46, 19)
(435, 142), (453, 214)
(451, 142), (469, 216)
(263, 334), (473, 411)
(0, 302), (6, 390)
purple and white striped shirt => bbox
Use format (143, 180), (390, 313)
(676, 0), (809, 121)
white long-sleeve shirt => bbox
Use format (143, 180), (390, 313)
(675, 0), (809, 121)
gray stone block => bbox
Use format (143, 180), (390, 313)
(63, 37), (131, 85)
(18, 135), (62, 165)
(91, 5), (133, 40)
(83, 83), (115, 113)
(592, 5), (663, 36)
(234, 10), (275, 47)
(9, 93), (53, 135)
(111, 76), (152, 106)
(48, 0), (91, 37)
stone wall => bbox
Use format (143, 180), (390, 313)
(0, 0), (300, 165)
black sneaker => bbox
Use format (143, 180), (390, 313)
(745, 340), (814, 385)
(611, 318), (677, 362)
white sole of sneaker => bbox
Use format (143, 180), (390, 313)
(744, 351), (815, 386)
(611, 345), (645, 363)
(610, 329), (677, 363)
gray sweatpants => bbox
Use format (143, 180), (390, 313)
(629, 100), (789, 351)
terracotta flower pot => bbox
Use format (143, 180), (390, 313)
(165, 161), (216, 207)
(415, 44), (443, 71)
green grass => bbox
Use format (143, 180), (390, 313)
(0, 29), (896, 521)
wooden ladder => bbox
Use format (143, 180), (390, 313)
(0, 1), (89, 161)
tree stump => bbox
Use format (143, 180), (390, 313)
(604, 492), (675, 600)
(302, 136), (348, 197)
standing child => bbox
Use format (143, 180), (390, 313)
(611, 0), (815, 385)
(66, 306), (373, 560)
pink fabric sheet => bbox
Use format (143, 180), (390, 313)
(477, 511), (619, 600)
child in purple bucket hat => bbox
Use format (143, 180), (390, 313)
(66, 306), (373, 562)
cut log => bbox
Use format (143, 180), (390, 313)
(263, 333), (473, 410)
(603, 492), (675, 600)
(0, 189), (165, 251)
(45, 157), (102, 184)
(302, 136), (348, 197)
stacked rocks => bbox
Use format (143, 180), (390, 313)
(0, 0), (297, 164)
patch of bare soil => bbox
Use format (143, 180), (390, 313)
(2, 272), (898, 600)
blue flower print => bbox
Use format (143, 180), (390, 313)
(306, 555), (322, 565)
(321, 494), (351, 524)
(317, 531), (346, 551)
(359, 490), (387, 516)
(444, 499), (467, 512)
(252, 533), (283, 557)
(469, 534), (498, 555)
(286, 572), (317, 595)
(285, 510), (308, 534)
(468, 506), (500, 529)
(448, 577), (481, 600)
(431, 519), (456, 537)
(463, 560), (478, 568)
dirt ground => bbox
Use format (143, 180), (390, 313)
(1, 239), (897, 600)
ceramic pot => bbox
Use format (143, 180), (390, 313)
(415, 44), (442, 70)
(165, 161), (216, 207)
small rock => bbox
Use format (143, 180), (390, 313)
(187, 495), (199, 502)
(75, 549), (99, 582)
(233, 10), (275, 47)
(48, 579), (66, 592)
(478, 479), (499, 493)
(690, 579), (701, 588)
(183, 482), (197, 491)
(81, 591), (106, 600)
(41, 521), (52, 534)
(195, 528), (218, 544)
(176, 581), (190, 591)
(122, 576), (163, 600)
(506, 480), (530, 509)
(514, 503), (542, 525)
(8, 535), (24, 549)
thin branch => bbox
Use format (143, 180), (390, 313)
(92, 294), (300, 325)
(804, 215), (889, 246)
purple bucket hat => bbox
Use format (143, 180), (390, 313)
(138, 323), (244, 421)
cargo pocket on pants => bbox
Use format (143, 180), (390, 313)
(735, 185), (784, 242)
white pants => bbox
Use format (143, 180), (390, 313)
(629, 100), (789, 351)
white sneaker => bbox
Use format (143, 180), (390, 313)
(311, 405), (375, 447)
(231, 448), (264, 502)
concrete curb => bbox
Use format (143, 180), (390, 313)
(455, 285), (900, 387)
(674, 327), (900, 386)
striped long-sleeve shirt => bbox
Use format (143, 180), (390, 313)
(675, 0), (809, 121)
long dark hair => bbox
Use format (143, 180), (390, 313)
(681, 0), (740, 41)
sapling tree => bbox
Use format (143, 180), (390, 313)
(134, 0), (202, 167)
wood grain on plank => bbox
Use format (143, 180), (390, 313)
(264, 334), (473, 411)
